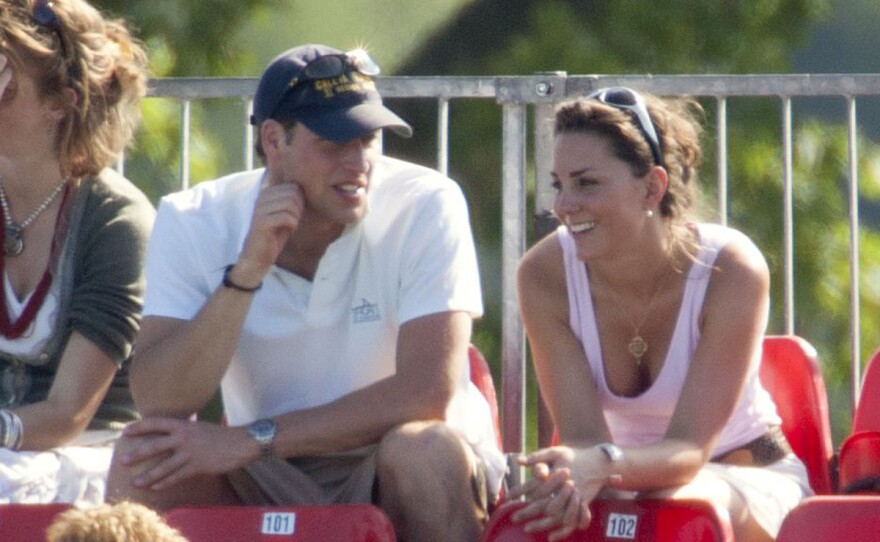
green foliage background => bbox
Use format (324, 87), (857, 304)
(91, 0), (880, 447)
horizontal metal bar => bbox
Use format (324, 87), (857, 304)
(148, 74), (880, 102)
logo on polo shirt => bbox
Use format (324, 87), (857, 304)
(352, 298), (381, 324)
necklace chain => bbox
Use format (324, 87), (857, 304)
(0, 181), (67, 257)
(607, 264), (673, 365)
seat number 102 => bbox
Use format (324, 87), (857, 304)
(606, 513), (637, 539)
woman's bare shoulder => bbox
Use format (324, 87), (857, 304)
(518, 231), (565, 287)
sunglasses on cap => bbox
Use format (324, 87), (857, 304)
(586, 87), (664, 168)
(263, 49), (381, 122)
(32, 0), (67, 57)
(289, 48), (380, 88)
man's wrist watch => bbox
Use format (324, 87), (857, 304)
(596, 442), (624, 463)
(247, 418), (276, 457)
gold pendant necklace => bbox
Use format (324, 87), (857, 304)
(608, 264), (673, 365)
(628, 335), (648, 361)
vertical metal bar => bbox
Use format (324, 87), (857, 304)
(244, 98), (255, 170)
(533, 103), (556, 225)
(715, 97), (728, 225)
(180, 100), (192, 190)
(847, 96), (862, 414)
(501, 102), (527, 459)
(781, 97), (795, 334)
(437, 98), (450, 176)
(532, 101), (557, 449)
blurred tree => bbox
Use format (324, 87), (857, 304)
(95, 0), (282, 75)
(89, 0), (282, 202)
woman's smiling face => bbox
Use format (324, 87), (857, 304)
(552, 131), (650, 262)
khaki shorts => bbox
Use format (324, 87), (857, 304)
(228, 445), (379, 506)
(227, 443), (492, 522)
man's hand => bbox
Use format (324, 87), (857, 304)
(119, 418), (258, 491)
(233, 180), (304, 285)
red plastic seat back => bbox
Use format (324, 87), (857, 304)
(0, 503), (72, 542)
(481, 498), (733, 542)
(164, 504), (395, 542)
(758, 335), (835, 494)
(854, 348), (880, 433)
(469, 344), (503, 451)
(777, 495), (880, 541)
(838, 430), (880, 494)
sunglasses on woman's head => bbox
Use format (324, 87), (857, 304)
(587, 86), (664, 168)
(32, 0), (66, 57)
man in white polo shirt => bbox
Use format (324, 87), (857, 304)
(106, 44), (504, 542)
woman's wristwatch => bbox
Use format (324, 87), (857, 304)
(596, 442), (624, 463)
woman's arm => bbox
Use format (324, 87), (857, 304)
(13, 332), (117, 450)
(9, 175), (155, 451)
(512, 236), (619, 538)
(517, 234), (611, 446)
(659, 234), (771, 477)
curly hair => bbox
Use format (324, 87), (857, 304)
(45, 501), (189, 542)
(554, 90), (707, 259)
(0, 0), (148, 178)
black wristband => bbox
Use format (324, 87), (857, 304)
(222, 264), (262, 292)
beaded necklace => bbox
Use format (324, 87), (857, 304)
(0, 182), (66, 257)
(0, 184), (70, 339)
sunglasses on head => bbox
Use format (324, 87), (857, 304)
(261, 49), (381, 122)
(289, 49), (380, 89)
(586, 86), (664, 168)
(32, 0), (67, 57)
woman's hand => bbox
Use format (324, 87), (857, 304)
(508, 446), (620, 541)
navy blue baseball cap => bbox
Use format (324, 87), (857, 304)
(250, 44), (412, 143)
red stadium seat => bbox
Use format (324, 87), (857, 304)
(469, 344), (502, 450)
(853, 348), (880, 433)
(0, 503), (72, 542)
(838, 431), (880, 494)
(164, 504), (395, 542)
(481, 498), (733, 542)
(759, 335), (835, 494)
(776, 495), (880, 541)
(837, 348), (880, 494)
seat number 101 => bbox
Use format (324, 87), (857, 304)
(261, 512), (296, 535)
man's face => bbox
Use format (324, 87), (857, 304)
(280, 122), (380, 228)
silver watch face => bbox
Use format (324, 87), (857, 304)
(598, 442), (623, 462)
(249, 418), (276, 445)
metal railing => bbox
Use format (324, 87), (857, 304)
(146, 73), (880, 455)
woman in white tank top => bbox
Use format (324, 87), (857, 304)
(510, 88), (810, 541)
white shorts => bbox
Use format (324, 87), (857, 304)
(701, 453), (812, 536)
(0, 435), (117, 507)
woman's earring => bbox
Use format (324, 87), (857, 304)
(645, 209), (654, 218)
